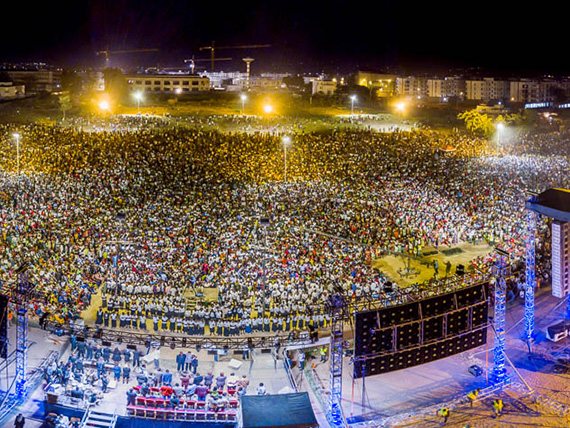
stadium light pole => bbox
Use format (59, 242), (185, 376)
(350, 95), (356, 116)
(282, 136), (291, 182)
(241, 94), (247, 115)
(12, 133), (20, 175)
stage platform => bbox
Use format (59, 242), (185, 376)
(373, 242), (492, 287)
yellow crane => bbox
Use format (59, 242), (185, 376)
(199, 41), (270, 72)
(96, 48), (159, 67)
(183, 56), (233, 74)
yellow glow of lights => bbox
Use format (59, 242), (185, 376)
(99, 100), (110, 111)
(395, 102), (406, 112)
(263, 104), (273, 114)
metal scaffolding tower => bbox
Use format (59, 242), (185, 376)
(15, 307), (28, 398)
(328, 294), (346, 427)
(524, 209), (537, 342)
(15, 271), (29, 398)
(491, 251), (509, 384)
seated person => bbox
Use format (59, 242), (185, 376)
(160, 384), (174, 399)
(206, 394), (217, 412)
(172, 383), (185, 397)
(169, 396), (180, 408)
(216, 393), (229, 412)
(140, 383), (150, 397)
(185, 383), (197, 396)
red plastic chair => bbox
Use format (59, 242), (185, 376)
(196, 401), (206, 410)
(174, 408), (187, 421)
(229, 399), (239, 408)
(126, 405), (136, 416)
(186, 399), (196, 409)
(136, 396), (146, 406)
(227, 410), (237, 421)
(194, 409), (206, 421)
(135, 407), (146, 418)
(155, 408), (165, 419)
(155, 398), (166, 408)
(145, 398), (156, 408)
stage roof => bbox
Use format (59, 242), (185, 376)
(240, 392), (318, 428)
(526, 188), (570, 222)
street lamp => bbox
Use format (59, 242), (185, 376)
(133, 91), (143, 114)
(282, 136), (291, 182)
(12, 133), (20, 175)
(240, 94), (247, 115)
(350, 95), (357, 116)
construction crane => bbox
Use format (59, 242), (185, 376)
(183, 56), (232, 74)
(199, 41), (270, 72)
(96, 48), (159, 67)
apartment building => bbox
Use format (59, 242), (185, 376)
(465, 78), (509, 101)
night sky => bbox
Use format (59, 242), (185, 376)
(0, 0), (567, 75)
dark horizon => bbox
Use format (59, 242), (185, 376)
(0, 1), (567, 76)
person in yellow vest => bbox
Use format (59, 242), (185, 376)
(438, 407), (450, 425)
(319, 346), (328, 363)
(467, 388), (480, 407)
(492, 398), (504, 418)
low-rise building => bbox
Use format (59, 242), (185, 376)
(0, 82), (25, 99)
(4, 69), (61, 93)
(356, 71), (397, 97)
(125, 74), (210, 93)
(311, 79), (337, 96)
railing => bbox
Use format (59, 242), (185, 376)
(44, 321), (313, 351)
(283, 356), (299, 392)
(305, 367), (328, 416)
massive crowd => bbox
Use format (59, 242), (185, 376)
(0, 121), (568, 335)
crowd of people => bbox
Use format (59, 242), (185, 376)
(0, 121), (567, 336)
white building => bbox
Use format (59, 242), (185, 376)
(426, 77), (464, 100)
(311, 79), (337, 95)
(200, 71), (246, 89)
(125, 74), (210, 93)
(396, 76), (427, 97)
(0, 82), (25, 99)
(465, 78), (509, 101)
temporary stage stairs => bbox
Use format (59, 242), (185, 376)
(80, 408), (117, 428)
